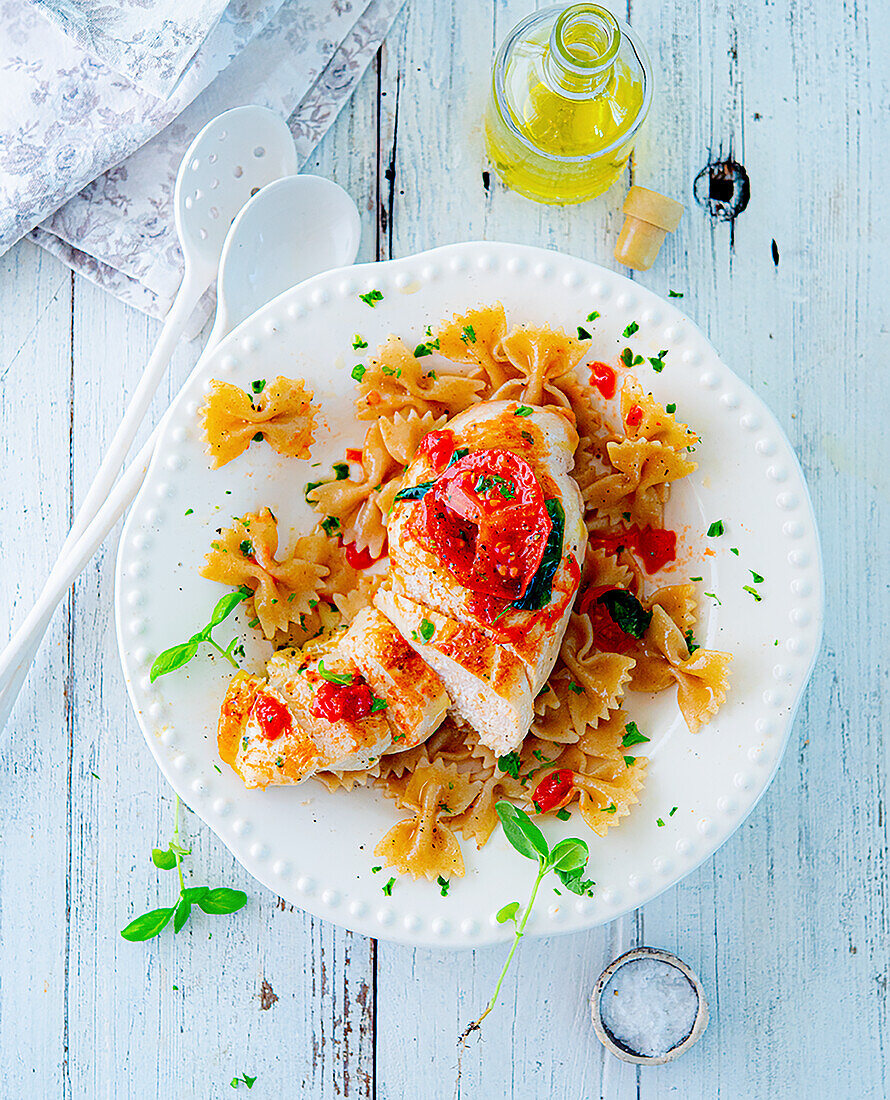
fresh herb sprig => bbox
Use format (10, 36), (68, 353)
(459, 802), (593, 1042)
(120, 797), (247, 941)
(150, 587), (252, 682)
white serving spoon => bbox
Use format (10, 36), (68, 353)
(0, 174), (361, 730)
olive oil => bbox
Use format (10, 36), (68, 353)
(485, 3), (652, 205)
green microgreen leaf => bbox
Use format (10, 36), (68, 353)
(554, 863), (595, 896)
(495, 801), (549, 862)
(359, 289), (383, 307)
(150, 587), (251, 682)
(120, 907), (175, 942)
(496, 901), (520, 925)
(150, 640), (200, 682)
(151, 847), (178, 871)
(197, 888), (248, 915)
(549, 837), (588, 874)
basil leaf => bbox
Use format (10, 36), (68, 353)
(549, 837), (589, 874)
(150, 640), (200, 682)
(496, 901), (520, 924)
(151, 847), (177, 870)
(512, 499), (565, 611)
(598, 589), (652, 638)
(197, 887), (248, 915)
(173, 897), (191, 933)
(394, 479), (435, 502)
(208, 587), (251, 629)
(120, 906), (175, 941)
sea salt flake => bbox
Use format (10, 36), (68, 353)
(600, 958), (699, 1058)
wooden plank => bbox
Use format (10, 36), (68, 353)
(0, 243), (72, 1096)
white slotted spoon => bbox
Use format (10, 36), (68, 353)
(0, 174), (361, 731)
(0, 105), (297, 719)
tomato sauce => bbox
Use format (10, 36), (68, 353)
(625, 403), (643, 427)
(311, 680), (374, 722)
(589, 361), (617, 400)
(341, 538), (385, 570)
(345, 448), (363, 463)
(253, 693), (293, 741)
(416, 428), (456, 472)
(589, 525), (677, 574)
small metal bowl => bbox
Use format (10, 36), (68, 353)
(590, 946), (709, 1065)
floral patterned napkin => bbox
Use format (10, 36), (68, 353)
(31, 0), (233, 98)
(2, 0), (403, 326)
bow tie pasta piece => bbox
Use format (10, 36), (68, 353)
(355, 336), (484, 420)
(201, 508), (328, 639)
(434, 303), (515, 392)
(584, 438), (697, 528)
(201, 377), (317, 468)
(493, 325), (588, 406)
(620, 375), (699, 451)
(373, 761), (480, 879)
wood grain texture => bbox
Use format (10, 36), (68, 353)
(0, 0), (887, 1095)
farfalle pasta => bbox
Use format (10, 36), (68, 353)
(201, 377), (317, 467)
(198, 301), (736, 883)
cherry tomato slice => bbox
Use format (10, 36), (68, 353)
(311, 680), (373, 722)
(421, 448), (552, 601)
(253, 693), (293, 741)
(533, 769), (576, 812)
(625, 404), (644, 427)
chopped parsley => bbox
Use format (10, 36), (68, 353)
(670, 806), (678, 816)
(685, 629), (700, 654)
(437, 876), (450, 897)
(250, 379), (266, 395)
(705, 591), (722, 605)
(497, 752), (521, 779)
(665, 403), (676, 414)
(461, 324), (477, 344)
(382, 877), (395, 896)
(750, 569), (765, 584)
(317, 659), (353, 685)
(707, 520), (725, 537)
(622, 721), (650, 747)
(419, 618), (435, 643)
(247, 618), (260, 629)
(601, 804), (617, 814)
(620, 347), (645, 368)
(656, 817), (666, 827)
(370, 696), (388, 713)
(586, 310), (600, 322)
(320, 516), (340, 536)
(184, 508), (194, 516)
(568, 682), (583, 695)
(668, 290), (684, 298)
(555, 808), (571, 821)
(649, 349), (668, 373)
(332, 462), (350, 480)
(521, 430), (534, 444)
(577, 325), (592, 340)
(730, 547), (740, 556)
(623, 756), (636, 767)
(514, 405), (533, 417)
(743, 585), (763, 602)
(622, 321), (640, 338)
(371, 865), (382, 873)
(352, 334), (368, 349)
(252, 432), (263, 443)
(239, 539), (254, 557)
(413, 337), (439, 357)
(351, 363), (366, 382)
(690, 575), (703, 582)
(359, 289), (383, 307)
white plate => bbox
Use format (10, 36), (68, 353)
(115, 242), (823, 948)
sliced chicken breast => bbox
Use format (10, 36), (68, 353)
(374, 583), (533, 757)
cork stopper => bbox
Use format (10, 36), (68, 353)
(614, 186), (684, 271)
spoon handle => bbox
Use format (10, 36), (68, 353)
(0, 273), (202, 719)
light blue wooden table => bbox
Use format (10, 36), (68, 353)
(0, 1), (887, 1097)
